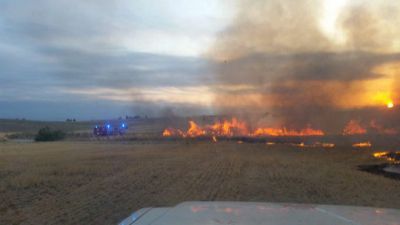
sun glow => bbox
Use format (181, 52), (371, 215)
(371, 92), (395, 109)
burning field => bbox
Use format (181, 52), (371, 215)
(162, 117), (324, 138)
(160, 116), (399, 148)
(2, 117), (400, 225)
(159, 116), (400, 178)
(162, 117), (398, 138)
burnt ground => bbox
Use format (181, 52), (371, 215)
(1, 141), (400, 225)
(359, 163), (400, 180)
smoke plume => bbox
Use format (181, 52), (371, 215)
(209, 0), (400, 133)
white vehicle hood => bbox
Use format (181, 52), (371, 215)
(119, 201), (400, 225)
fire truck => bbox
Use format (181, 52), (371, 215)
(93, 121), (128, 136)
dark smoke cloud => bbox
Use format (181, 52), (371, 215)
(215, 52), (400, 84)
(209, 0), (400, 132)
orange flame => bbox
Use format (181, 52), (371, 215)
(253, 126), (324, 136)
(208, 118), (249, 136)
(162, 129), (173, 137)
(162, 118), (324, 138)
(162, 128), (186, 137)
(342, 120), (367, 135)
(187, 121), (206, 137)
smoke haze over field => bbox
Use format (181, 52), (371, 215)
(208, 0), (400, 132)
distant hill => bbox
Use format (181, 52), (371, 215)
(0, 119), (94, 133)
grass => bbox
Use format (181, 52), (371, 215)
(1, 140), (400, 225)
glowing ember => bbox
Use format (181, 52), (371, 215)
(387, 101), (394, 108)
(373, 151), (400, 164)
(373, 151), (389, 158)
(266, 142), (276, 145)
(292, 142), (305, 147)
(212, 136), (218, 142)
(290, 142), (335, 148)
(352, 142), (372, 148)
(320, 142), (335, 148)
(342, 120), (366, 135)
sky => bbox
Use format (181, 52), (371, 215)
(0, 0), (234, 120)
(1, 0), (400, 123)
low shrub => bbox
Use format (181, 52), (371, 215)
(34, 127), (66, 142)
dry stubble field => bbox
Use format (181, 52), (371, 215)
(1, 140), (400, 225)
